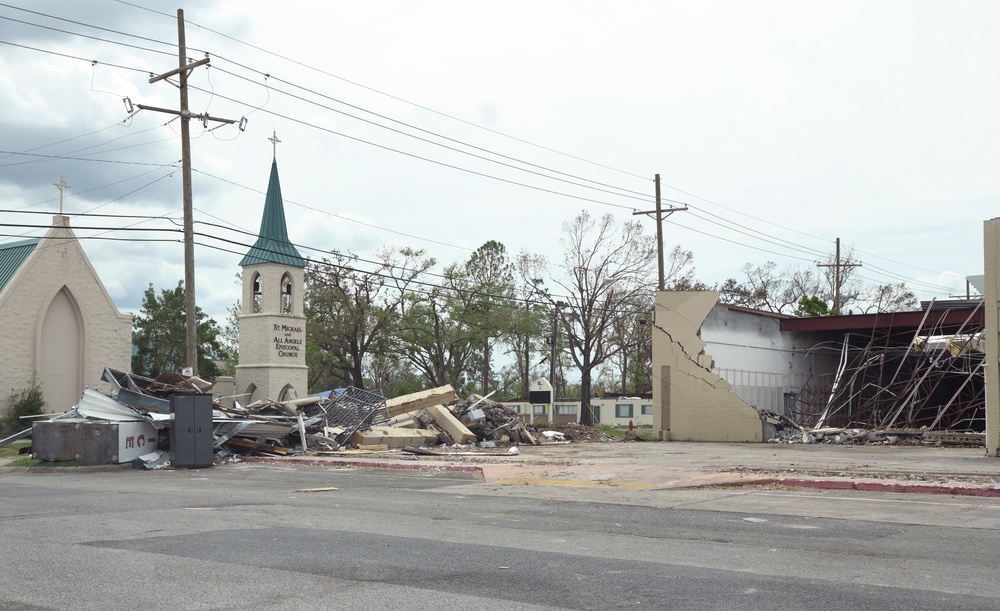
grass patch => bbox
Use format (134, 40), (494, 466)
(0, 440), (31, 458)
(594, 425), (624, 439)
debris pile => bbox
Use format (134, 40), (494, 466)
(787, 302), (986, 435)
(759, 409), (985, 446)
(1, 368), (564, 468)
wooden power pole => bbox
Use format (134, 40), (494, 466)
(633, 174), (687, 290)
(817, 237), (861, 314)
(138, 9), (236, 375)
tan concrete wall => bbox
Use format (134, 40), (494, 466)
(0, 216), (132, 415)
(983, 219), (1000, 457)
(651, 291), (762, 442)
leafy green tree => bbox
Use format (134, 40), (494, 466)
(131, 281), (225, 379)
(795, 295), (830, 317)
(364, 353), (424, 398)
(396, 258), (480, 392)
(305, 248), (431, 390)
(513, 254), (556, 398)
(464, 241), (518, 395)
(218, 300), (240, 377)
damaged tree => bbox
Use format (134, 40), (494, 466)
(542, 212), (673, 425)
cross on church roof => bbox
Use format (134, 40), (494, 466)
(268, 131), (281, 159)
(52, 176), (70, 214)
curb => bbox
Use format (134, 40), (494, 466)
(241, 455), (486, 475)
(777, 477), (1000, 497)
(0, 463), (132, 474)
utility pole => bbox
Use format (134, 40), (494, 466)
(138, 9), (237, 376)
(633, 174), (687, 290)
(549, 305), (559, 398)
(817, 237), (861, 314)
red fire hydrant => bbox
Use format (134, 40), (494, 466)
(629, 419), (634, 432)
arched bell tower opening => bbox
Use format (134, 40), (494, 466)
(251, 271), (262, 313)
(280, 272), (293, 314)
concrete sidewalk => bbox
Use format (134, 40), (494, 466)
(6, 440), (999, 496)
(243, 441), (1000, 497)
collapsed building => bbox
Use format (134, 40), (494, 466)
(651, 290), (986, 447)
(3, 369), (540, 467)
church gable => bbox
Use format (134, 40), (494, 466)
(0, 215), (132, 413)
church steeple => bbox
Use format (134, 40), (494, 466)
(234, 136), (309, 404)
(238, 140), (306, 268)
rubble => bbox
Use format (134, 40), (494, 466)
(9, 369), (638, 468)
(759, 408), (985, 446)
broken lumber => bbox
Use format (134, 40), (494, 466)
(385, 385), (457, 418)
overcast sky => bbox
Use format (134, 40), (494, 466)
(1, 0), (997, 324)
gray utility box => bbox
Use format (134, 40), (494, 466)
(170, 394), (214, 468)
(33, 419), (158, 463)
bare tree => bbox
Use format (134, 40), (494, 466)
(542, 211), (686, 425)
(859, 282), (919, 314)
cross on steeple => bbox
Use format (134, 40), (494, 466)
(268, 131), (281, 159)
(53, 176), (70, 214)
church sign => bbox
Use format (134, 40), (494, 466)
(273, 323), (304, 358)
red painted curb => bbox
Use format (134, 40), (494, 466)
(778, 478), (1000, 497)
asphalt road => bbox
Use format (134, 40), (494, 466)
(2, 464), (999, 610)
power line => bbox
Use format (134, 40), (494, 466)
(0, 149), (178, 167)
(209, 61), (657, 204)
(0, 38), (152, 74)
(0, 2), (177, 49)
(114, 0), (651, 182)
(190, 169), (474, 252)
(0, 13), (175, 58)
(0, 15), (969, 296)
(181, 83), (643, 211)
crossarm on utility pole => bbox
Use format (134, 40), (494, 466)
(136, 105), (237, 125)
(137, 9), (236, 376)
(633, 174), (687, 290)
(148, 57), (211, 84)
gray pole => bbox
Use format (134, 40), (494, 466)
(655, 174), (664, 291)
(833, 237), (841, 314)
(549, 306), (558, 401)
(178, 9), (198, 375)
(633, 174), (685, 290)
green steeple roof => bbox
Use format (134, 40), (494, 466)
(239, 159), (306, 268)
